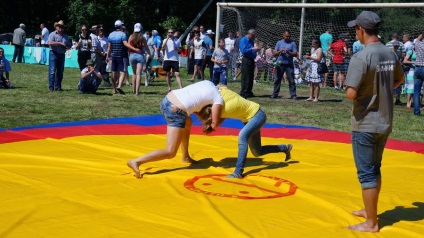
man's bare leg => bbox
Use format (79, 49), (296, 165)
(111, 71), (119, 93)
(165, 72), (172, 92)
(127, 126), (184, 178)
(117, 72), (125, 88)
(348, 180), (381, 232)
(175, 72), (183, 89)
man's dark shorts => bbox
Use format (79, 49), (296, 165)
(163, 60), (180, 72)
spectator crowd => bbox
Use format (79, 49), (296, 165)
(1, 18), (423, 115)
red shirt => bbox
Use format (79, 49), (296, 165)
(330, 40), (346, 64)
(129, 40), (143, 54)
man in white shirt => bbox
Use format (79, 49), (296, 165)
(402, 33), (413, 52)
(40, 23), (49, 47)
(162, 28), (183, 91)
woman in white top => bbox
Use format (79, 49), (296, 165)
(304, 38), (323, 102)
(127, 80), (223, 178)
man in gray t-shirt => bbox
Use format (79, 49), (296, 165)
(344, 11), (404, 233)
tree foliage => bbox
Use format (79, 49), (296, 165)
(0, 0), (421, 41)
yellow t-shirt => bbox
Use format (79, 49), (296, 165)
(219, 88), (260, 122)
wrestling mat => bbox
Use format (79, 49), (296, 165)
(1, 115), (423, 238)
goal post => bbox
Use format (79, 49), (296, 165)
(215, 2), (424, 55)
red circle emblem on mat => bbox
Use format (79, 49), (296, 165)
(184, 174), (297, 200)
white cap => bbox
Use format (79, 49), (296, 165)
(206, 29), (215, 35)
(114, 20), (124, 27)
(134, 23), (142, 33)
(19, 23), (26, 28)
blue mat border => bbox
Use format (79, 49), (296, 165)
(2, 115), (322, 131)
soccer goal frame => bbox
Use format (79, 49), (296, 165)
(215, 2), (424, 54)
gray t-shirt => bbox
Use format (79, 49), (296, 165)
(344, 42), (404, 134)
(212, 48), (229, 68)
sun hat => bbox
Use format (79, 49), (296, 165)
(54, 20), (65, 28)
(86, 59), (94, 65)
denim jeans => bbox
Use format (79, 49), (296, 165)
(234, 108), (290, 175)
(212, 66), (227, 85)
(160, 96), (188, 128)
(413, 67), (424, 115)
(78, 77), (102, 93)
(273, 64), (296, 98)
(351, 131), (389, 189)
(129, 53), (146, 66)
(48, 51), (65, 90)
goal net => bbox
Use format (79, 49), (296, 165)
(216, 2), (424, 86)
(217, 2), (424, 56)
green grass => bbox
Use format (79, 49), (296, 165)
(1, 63), (423, 142)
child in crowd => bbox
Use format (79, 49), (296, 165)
(211, 39), (229, 85)
(294, 59), (302, 84)
(254, 42), (265, 84)
(264, 44), (273, 82)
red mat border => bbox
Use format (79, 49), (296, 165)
(1, 124), (423, 154)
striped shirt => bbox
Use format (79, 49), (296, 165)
(385, 40), (405, 54)
(415, 39), (424, 67)
(108, 30), (127, 57)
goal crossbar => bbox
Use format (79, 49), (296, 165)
(217, 2), (424, 8)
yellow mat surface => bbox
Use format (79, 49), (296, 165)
(1, 133), (423, 238)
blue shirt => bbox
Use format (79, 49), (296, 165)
(0, 57), (11, 76)
(352, 40), (365, 54)
(48, 31), (71, 54)
(320, 33), (332, 54)
(203, 35), (214, 56)
(108, 30), (127, 57)
(275, 39), (297, 65)
(239, 36), (255, 59)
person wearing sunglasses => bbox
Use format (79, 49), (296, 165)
(75, 25), (92, 71)
(161, 28), (183, 92)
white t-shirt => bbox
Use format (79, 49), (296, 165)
(172, 80), (223, 114)
(164, 37), (181, 61)
(224, 37), (235, 52)
(41, 27), (49, 44)
(404, 41), (413, 52)
(98, 35), (108, 52)
(193, 39), (206, 60)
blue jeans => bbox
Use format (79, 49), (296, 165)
(78, 77), (102, 93)
(48, 51), (65, 90)
(351, 131), (389, 189)
(212, 66), (227, 85)
(413, 67), (424, 115)
(273, 64), (296, 97)
(234, 108), (290, 175)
